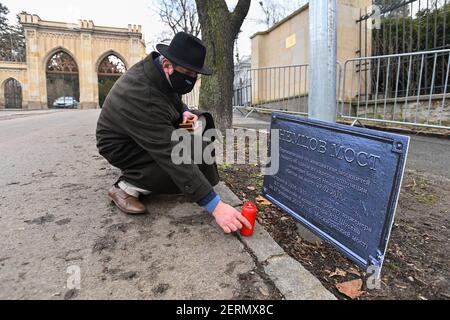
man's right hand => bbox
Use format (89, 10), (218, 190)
(212, 201), (253, 234)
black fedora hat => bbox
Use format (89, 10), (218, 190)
(156, 32), (212, 75)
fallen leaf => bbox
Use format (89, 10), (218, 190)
(394, 284), (407, 289)
(414, 277), (428, 286)
(348, 267), (361, 277)
(336, 279), (365, 299)
(256, 195), (272, 206)
(258, 287), (270, 297)
(330, 268), (347, 278)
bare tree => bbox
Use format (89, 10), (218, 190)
(257, 0), (306, 29)
(195, 0), (251, 132)
(258, 0), (288, 28)
(154, 0), (201, 40)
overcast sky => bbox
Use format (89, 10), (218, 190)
(2, 0), (306, 59)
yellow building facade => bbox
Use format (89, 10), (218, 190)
(250, 0), (372, 103)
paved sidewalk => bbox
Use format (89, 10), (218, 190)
(0, 109), (63, 121)
(0, 110), (334, 300)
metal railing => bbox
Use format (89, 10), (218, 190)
(233, 64), (310, 117)
(233, 64), (345, 119)
(340, 49), (450, 129)
(357, 0), (450, 58)
(229, 50), (449, 130)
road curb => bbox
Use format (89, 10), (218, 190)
(216, 183), (336, 300)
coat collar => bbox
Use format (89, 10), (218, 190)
(143, 52), (174, 96)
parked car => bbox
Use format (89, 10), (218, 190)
(52, 96), (79, 109)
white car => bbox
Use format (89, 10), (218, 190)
(53, 96), (79, 109)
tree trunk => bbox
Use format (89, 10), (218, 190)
(195, 0), (251, 133)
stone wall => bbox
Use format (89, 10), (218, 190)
(250, 0), (372, 104)
(251, 95), (309, 115)
(341, 96), (450, 127)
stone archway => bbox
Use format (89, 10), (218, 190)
(0, 14), (147, 110)
(97, 53), (127, 107)
(4, 78), (23, 109)
(46, 51), (80, 108)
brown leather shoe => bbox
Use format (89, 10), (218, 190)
(108, 186), (147, 215)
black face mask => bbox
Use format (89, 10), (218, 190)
(169, 69), (197, 95)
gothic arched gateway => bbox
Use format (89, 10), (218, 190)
(97, 54), (127, 107)
(0, 14), (145, 110)
(46, 51), (80, 108)
(4, 78), (23, 109)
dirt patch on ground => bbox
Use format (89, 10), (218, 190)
(220, 162), (450, 300)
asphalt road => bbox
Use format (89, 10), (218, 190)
(405, 135), (450, 179)
(0, 110), (267, 299)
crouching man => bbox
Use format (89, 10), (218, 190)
(96, 32), (251, 234)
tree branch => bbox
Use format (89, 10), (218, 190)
(230, 0), (251, 37)
(156, 0), (201, 37)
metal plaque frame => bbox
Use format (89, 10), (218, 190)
(263, 113), (410, 272)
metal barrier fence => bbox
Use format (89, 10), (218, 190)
(229, 50), (449, 130)
(235, 65), (310, 116)
(183, 51), (450, 130)
(232, 63), (344, 119)
(340, 49), (450, 129)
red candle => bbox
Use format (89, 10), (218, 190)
(240, 201), (257, 237)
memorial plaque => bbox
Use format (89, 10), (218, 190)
(263, 113), (410, 271)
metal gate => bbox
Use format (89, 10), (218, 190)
(4, 78), (22, 109)
(98, 54), (126, 108)
(46, 51), (80, 108)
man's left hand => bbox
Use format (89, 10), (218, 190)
(183, 111), (199, 124)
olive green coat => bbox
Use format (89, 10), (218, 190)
(96, 52), (219, 202)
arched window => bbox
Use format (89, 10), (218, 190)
(47, 51), (79, 74)
(98, 54), (126, 76)
(46, 51), (80, 109)
(4, 78), (22, 109)
(98, 54), (127, 107)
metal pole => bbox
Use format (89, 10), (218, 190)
(309, 0), (337, 123)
